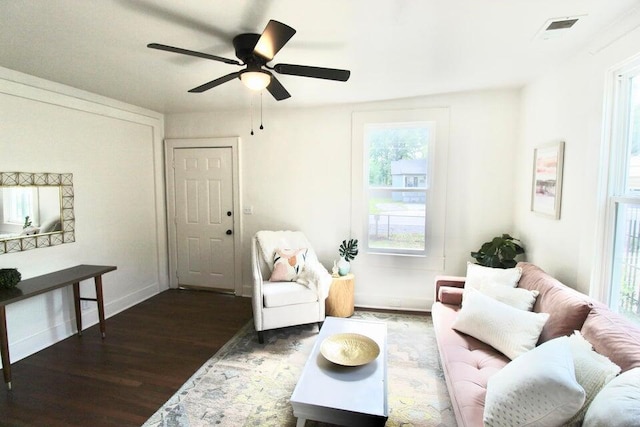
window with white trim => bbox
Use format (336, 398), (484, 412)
(351, 108), (449, 268)
(365, 123), (431, 255)
(2, 187), (38, 226)
(602, 59), (640, 323)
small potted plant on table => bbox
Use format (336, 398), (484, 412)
(0, 268), (21, 289)
(337, 239), (359, 276)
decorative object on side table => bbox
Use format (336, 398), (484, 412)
(0, 268), (21, 289)
(337, 238), (358, 276)
(470, 234), (525, 268)
(326, 273), (355, 317)
(331, 260), (339, 278)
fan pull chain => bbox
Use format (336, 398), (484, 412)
(260, 91), (264, 130)
(250, 94), (254, 136)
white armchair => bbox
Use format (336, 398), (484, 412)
(252, 230), (332, 343)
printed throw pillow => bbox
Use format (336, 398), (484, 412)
(465, 262), (522, 290)
(484, 337), (585, 427)
(269, 248), (307, 282)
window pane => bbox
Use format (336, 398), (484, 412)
(611, 202), (640, 324)
(366, 125), (428, 252)
(2, 188), (34, 225)
(626, 75), (640, 193)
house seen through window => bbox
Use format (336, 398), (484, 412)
(365, 124), (430, 254)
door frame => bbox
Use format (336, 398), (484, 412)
(165, 137), (242, 294)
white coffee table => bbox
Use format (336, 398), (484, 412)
(290, 316), (388, 426)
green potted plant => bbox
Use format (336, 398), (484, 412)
(0, 268), (21, 289)
(337, 239), (359, 276)
(470, 234), (524, 268)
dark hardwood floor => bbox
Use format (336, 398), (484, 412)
(0, 289), (253, 427)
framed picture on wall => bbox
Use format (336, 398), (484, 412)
(531, 141), (564, 219)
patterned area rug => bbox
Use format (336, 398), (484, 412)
(143, 311), (454, 426)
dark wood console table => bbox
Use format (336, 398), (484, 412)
(0, 264), (116, 390)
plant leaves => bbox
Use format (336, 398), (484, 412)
(471, 234), (525, 268)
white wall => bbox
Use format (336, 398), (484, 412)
(0, 67), (167, 365)
(166, 88), (521, 310)
(514, 23), (640, 295)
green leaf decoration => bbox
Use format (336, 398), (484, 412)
(338, 238), (359, 262)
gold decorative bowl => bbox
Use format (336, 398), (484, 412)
(320, 333), (380, 366)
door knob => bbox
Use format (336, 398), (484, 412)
(227, 211), (232, 216)
(226, 229), (233, 235)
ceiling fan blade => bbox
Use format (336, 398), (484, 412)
(188, 71), (242, 93)
(253, 20), (296, 61)
(148, 43), (241, 65)
(273, 63), (350, 82)
(266, 75), (291, 101)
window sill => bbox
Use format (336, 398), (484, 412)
(361, 251), (445, 271)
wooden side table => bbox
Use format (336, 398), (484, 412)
(325, 273), (355, 317)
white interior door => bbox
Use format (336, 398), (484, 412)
(173, 147), (235, 291)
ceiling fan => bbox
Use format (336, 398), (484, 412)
(148, 20), (351, 101)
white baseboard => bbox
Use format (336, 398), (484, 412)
(103, 281), (161, 318)
(8, 282), (160, 365)
(354, 293), (433, 312)
(240, 285), (433, 312)
(355, 303), (431, 313)
(241, 284), (252, 298)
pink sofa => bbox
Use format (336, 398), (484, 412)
(431, 262), (640, 427)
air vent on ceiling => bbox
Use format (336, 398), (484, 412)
(535, 15), (586, 40)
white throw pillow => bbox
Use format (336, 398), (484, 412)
(465, 283), (539, 311)
(583, 367), (640, 427)
(484, 337), (586, 427)
(452, 289), (549, 359)
(566, 331), (621, 425)
(465, 262), (522, 290)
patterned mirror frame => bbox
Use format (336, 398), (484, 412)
(0, 172), (75, 254)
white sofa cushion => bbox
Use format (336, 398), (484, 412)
(452, 288), (549, 359)
(262, 282), (318, 308)
(465, 262), (522, 290)
(566, 331), (621, 425)
(484, 336), (585, 426)
(583, 367), (640, 427)
(465, 282), (539, 311)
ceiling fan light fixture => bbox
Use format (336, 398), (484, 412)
(148, 19), (349, 100)
(240, 70), (271, 91)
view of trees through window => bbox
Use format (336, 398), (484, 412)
(366, 124), (429, 253)
(613, 73), (640, 324)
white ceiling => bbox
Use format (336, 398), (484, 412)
(1, 0), (638, 114)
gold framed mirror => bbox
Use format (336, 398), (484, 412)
(0, 172), (75, 254)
